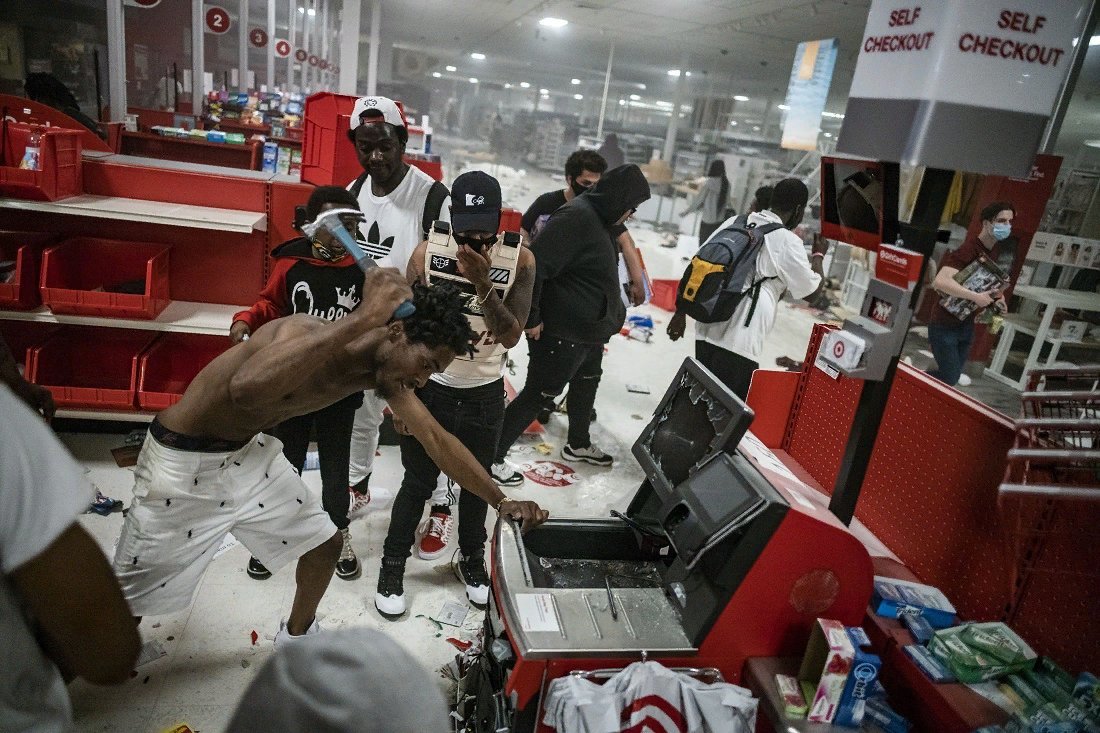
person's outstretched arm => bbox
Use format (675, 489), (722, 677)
(388, 389), (548, 528)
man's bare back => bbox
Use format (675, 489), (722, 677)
(158, 269), (409, 441)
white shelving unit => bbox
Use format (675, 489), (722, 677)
(55, 408), (156, 423)
(0, 301), (238, 335)
(0, 195), (267, 234)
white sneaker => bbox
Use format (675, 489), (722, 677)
(957, 373), (972, 386)
(417, 511), (454, 560)
(491, 461), (525, 487)
(457, 554), (490, 608)
(348, 487), (371, 520)
(561, 443), (613, 466)
(374, 558), (407, 618)
(273, 618), (321, 648)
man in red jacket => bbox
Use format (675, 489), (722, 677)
(230, 186), (366, 581)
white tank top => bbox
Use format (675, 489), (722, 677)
(425, 224), (520, 389)
(347, 165), (449, 271)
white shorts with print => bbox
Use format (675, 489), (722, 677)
(112, 432), (337, 616)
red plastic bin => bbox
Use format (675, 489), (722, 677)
(0, 122), (83, 201)
(0, 231), (58, 309)
(29, 326), (157, 409)
(40, 237), (171, 320)
(301, 92), (360, 187)
(0, 320), (59, 374)
(649, 278), (679, 312)
(138, 333), (229, 410)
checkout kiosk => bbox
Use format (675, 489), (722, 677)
(470, 358), (876, 732)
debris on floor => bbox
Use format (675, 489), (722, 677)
(136, 640), (167, 667)
(626, 384), (651, 394)
(534, 442), (553, 455)
(249, 630), (258, 645)
(88, 489), (124, 516)
(433, 601), (469, 628)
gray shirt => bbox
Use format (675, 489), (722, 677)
(682, 176), (729, 224)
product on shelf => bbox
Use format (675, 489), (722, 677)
(928, 622), (1037, 684)
(871, 576), (957, 628)
(835, 626), (881, 727)
(797, 618), (854, 724)
(774, 673), (808, 717)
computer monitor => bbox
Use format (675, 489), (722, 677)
(820, 156), (899, 251)
(632, 357), (755, 499)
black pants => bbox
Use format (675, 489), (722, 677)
(496, 335), (604, 461)
(383, 379), (505, 560)
(274, 393), (361, 531)
(695, 340), (757, 401)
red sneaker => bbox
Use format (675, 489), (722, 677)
(417, 511), (453, 560)
(348, 488), (371, 520)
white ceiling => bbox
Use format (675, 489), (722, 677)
(376, 0), (872, 111)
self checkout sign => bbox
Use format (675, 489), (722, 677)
(249, 28), (268, 48)
(205, 5), (231, 34)
(274, 39), (292, 58)
(838, 0), (1091, 177)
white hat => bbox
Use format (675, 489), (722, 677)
(226, 628), (449, 733)
(349, 95), (407, 131)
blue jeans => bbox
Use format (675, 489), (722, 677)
(383, 379), (505, 559)
(927, 320), (974, 386)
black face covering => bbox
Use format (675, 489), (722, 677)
(569, 179), (591, 197)
(453, 232), (498, 252)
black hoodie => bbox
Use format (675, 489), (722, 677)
(528, 164), (651, 344)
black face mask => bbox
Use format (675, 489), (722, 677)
(453, 232), (498, 252)
(569, 179), (591, 197)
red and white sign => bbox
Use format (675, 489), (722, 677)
(875, 243), (923, 290)
(832, 340), (846, 359)
(519, 461), (578, 488)
(204, 5), (231, 34)
(123, 0), (162, 8)
(274, 39), (291, 58)
(319, 59), (329, 70)
(308, 55), (319, 67)
(295, 49), (308, 62)
(249, 28), (268, 47)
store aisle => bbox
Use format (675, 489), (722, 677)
(62, 156), (834, 732)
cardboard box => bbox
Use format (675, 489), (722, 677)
(872, 576), (957, 628)
(798, 618), (854, 723)
(835, 627), (882, 727)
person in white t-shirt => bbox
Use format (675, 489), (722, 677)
(667, 178), (825, 399)
(343, 96), (451, 530)
(0, 385), (140, 732)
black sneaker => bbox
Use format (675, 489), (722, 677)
(457, 554), (490, 608)
(374, 557), (406, 618)
(561, 443), (614, 466)
(246, 556), (272, 580)
(335, 527), (361, 580)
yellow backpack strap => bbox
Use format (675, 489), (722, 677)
(682, 257), (726, 301)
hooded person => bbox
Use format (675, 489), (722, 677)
(491, 164), (650, 478)
(225, 628), (449, 732)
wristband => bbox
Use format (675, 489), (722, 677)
(495, 496), (511, 512)
(811, 252), (825, 259)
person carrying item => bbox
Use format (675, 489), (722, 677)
(111, 268), (547, 647)
(667, 178), (825, 400)
(344, 96), (450, 519)
(230, 186), (368, 582)
(375, 171), (536, 617)
(491, 165), (651, 485)
(926, 201), (1014, 386)
(680, 159), (733, 244)
(1, 385), (141, 732)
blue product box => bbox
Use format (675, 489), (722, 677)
(864, 697), (910, 733)
(835, 627), (881, 728)
(206, 129), (226, 144)
(900, 608), (935, 645)
(261, 141), (278, 173)
(872, 576), (957, 629)
(903, 644), (956, 683)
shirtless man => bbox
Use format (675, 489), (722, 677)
(112, 268), (547, 646)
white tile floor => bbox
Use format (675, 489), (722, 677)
(61, 155), (830, 732)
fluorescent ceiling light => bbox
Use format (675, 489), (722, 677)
(777, 104), (790, 110)
(469, 77), (478, 83)
(470, 52), (486, 60)
(619, 99), (626, 106)
(520, 81), (531, 88)
(504, 83), (512, 89)
(539, 88), (549, 94)
(729, 120), (737, 126)
(629, 94), (641, 101)
(733, 95), (749, 102)
(822, 111), (845, 119)
(824, 132), (833, 137)
(539, 17), (568, 28)
(297, 7), (305, 13)
(432, 72), (442, 78)
(573, 93), (583, 100)
(571, 78), (581, 85)
(656, 101), (673, 108)
(753, 126), (761, 131)
(668, 69), (691, 77)
(307, 7), (316, 16)
(445, 65), (457, 72)
(637, 83), (646, 90)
